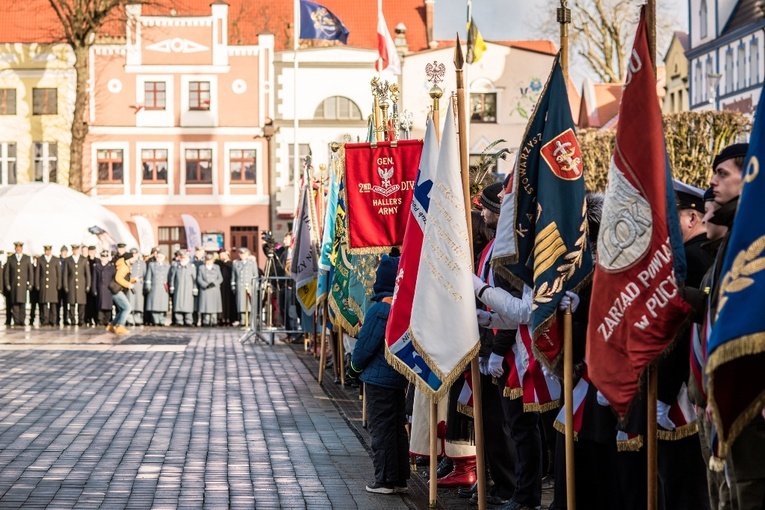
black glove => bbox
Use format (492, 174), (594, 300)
(207, 283), (215, 289)
(345, 363), (362, 380)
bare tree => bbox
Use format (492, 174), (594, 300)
(539, 0), (679, 83)
(45, 0), (167, 192)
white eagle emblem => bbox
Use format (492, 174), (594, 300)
(378, 166), (394, 188)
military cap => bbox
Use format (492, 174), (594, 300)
(13, 241), (23, 247)
(117, 243), (127, 248)
(673, 179), (704, 214)
(43, 245), (52, 250)
(703, 187), (715, 202)
(87, 245), (96, 250)
(130, 247), (139, 254)
(70, 243), (80, 249)
(100, 250), (110, 257)
(713, 143), (749, 169)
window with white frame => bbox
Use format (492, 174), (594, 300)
(189, 81), (211, 110)
(752, 40), (760, 85)
(0, 142), (16, 184)
(695, 61), (702, 103)
(141, 149), (168, 183)
(700, 0), (708, 39)
(738, 45), (746, 88)
(288, 144), (310, 185)
(314, 96), (362, 120)
(32, 88), (57, 115)
(0, 89), (16, 115)
(470, 93), (497, 123)
(229, 149), (256, 184)
(144, 81), (166, 110)
(34, 142), (57, 183)
(97, 149), (124, 184)
(726, 50), (734, 93)
(185, 148), (212, 184)
(705, 57), (713, 101)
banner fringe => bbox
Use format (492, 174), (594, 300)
(552, 419), (579, 441)
(457, 402), (474, 418)
(383, 347), (447, 404)
(524, 399), (561, 413)
(657, 421), (698, 441)
(616, 434), (644, 452)
(503, 387), (523, 399)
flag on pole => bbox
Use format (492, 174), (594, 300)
(706, 81), (765, 458)
(317, 154), (340, 302)
(180, 214), (202, 252)
(328, 176), (360, 334)
(491, 53), (593, 369)
(299, 0), (349, 44)
(131, 215), (155, 256)
(408, 101), (480, 400)
(386, 117), (444, 396)
(376, 7), (401, 76)
(291, 184), (319, 315)
(466, 18), (486, 64)
(586, 8), (690, 418)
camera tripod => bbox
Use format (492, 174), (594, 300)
(259, 250), (284, 329)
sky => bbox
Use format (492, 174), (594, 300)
(436, 0), (689, 42)
(435, 0), (690, 86)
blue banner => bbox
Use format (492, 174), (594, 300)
(299, 0), (349, 44)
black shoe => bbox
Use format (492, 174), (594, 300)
(365, 481), (394, 494)
(471, 492), (509, 507)
(458, 482), (478, 498)
(423, 456), (454, 481)
(495, 500), (541, 510)
(415, 455), (429, 467)
(394, 481), (408, 494)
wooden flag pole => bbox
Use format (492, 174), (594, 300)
(318, 301), (328, 385)
(429, 400), (438, 507)
(338, 324), (346, 385)
(645, 2), (658, 510)
(563, 307), (576, 510)
(455, 35), (485, 510)
(558, 2), (576, 509)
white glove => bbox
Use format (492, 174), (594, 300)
(476, 309), (492, 327)
(487, 353), (504, 378)
(558, 291), (581, 313)
(596, 390), (610, 407)
(657, 400), (676, 430)
(479, 357), (489, 375)
(192, 288), (199, 296)
(473, 274), (487, 294)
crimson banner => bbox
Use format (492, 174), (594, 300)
(344, 140), (423, 253)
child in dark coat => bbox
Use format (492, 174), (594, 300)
(347, 254), (410, 494)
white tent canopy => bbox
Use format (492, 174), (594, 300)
(0, 183), (137, 256)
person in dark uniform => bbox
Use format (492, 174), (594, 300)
(3, 242), (34, 326)
(58, 245), (69, 325)
(215, 249), (234, 326)
(112, 243), (127, 263)
(0, 250), (6, 325)
(91, 250), (116, 326)
(36, 245), (61, 327)
(63, 244), (91, 326)
(85, 245), (98, 326)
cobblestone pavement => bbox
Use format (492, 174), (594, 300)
(0, 326), (417, 509)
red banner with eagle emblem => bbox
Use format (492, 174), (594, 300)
(344, 140), (423, 253)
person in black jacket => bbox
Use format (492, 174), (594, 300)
(3, 241), (34, 326)
(91, 250), (116, 326)
(36, 245), (61, 327)
(346, 255), (409, 495)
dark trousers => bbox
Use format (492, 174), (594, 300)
(97, 309), (113, 326)
(365, 383), (410, 485)
(729, 416), (765, 510)
(68, 303), (85, 325)
(499, 379), (543, 506)
(481, 373), (517, 498)
(616, 449), (666, 510)
(11, 303), (26, 326)
(658, 435), (711, 510)
(40, 302), (58, 326)
(551, 433), (622, 509)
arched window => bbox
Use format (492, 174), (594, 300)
(700, 0), (708, 39)
(752, 39), (760, 85)
(314, 96), (362, 120)
(695, 61), (703, 103)
(738, 45), (747, 88)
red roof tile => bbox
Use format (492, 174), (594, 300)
(1, 1), (429, 51)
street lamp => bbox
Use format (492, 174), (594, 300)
(707, 72), (722, 104)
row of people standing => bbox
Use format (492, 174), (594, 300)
(2, 243), (261, 329)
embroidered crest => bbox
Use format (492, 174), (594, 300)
(541, 128), (583, 181)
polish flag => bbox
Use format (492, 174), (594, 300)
(376, 8), (401, 76)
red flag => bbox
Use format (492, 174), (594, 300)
(585, 9), (690, 418)
(376, 8), (401, 75)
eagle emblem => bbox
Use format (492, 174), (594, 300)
(378, 166), (394, 188)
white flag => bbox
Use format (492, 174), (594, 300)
(408, 101), (479, 390)
(290, 184), (319, 314)
(181, 214), (202, 252)
(131, 215), (156, 256)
